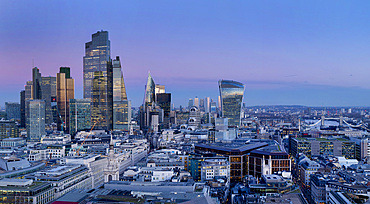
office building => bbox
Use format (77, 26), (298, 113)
(205, 97), (210, 113)
(195, 142), (268, 182)
(218, 80), (245, 127)
(188, 98), (193, 110)
(40, 76), (56, 124)
(144, 72), (155, 107)
(20, 81), (34, 128)
(91, 65), (113, 131)
(57, 67), (74, 133)
(5, 102), (20, 120)
(155, 84), (165, 96)
(194, 97), (199, 108)
(69, 99), (91, 135)
(156, 93), (171, 129)
(26, 100), (45, 142)
(200, 158), (230, 181)
(32, 67), (42, 100)
(290, 137), (356, 159)
(83, 30), (111, 100)
(112, 56), (131, 131)
(0, 178), (55, 204)
(0, 120), (18, 139)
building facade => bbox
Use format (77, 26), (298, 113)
(69, 99), (91, 135)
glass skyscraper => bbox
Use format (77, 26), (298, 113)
(218, 80), (244, 127)
(83, 31), (111, 100)
(26, 99), (45, 142)
(144, 72), (155, 106)
(69, 99), (91, 136)
(57, 67), (74, 133)
(91, 64), (113, 131)
(112, 56), (131, 131)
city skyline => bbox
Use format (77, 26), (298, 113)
(2, 1), (370, 107)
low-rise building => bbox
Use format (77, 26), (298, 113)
(201, 158), (230, 181)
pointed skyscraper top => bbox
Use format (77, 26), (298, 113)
(144, 72), (155, 106)
(112, 56), (127, 101)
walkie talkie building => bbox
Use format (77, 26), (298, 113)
(218, 80), (244, 127)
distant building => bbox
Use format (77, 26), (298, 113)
(188, 106), (201, 131)
(5, 102), (20, 120)
(156, 93), (171, 129)
(26, 100), (45, 142)
(218, 80), (244, 127)
(69, 99), (91, 135)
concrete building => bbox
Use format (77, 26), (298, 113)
(65, 155), (108, 188)
(0, 120), (18, 139)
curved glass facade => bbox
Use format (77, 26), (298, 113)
(218, 80), (244, 127)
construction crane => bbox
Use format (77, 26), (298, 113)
(76, 119), (100, 156)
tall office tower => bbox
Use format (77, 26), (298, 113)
(26, 100), (45, 142)
(194, 97), (199, 108)
(140, 72), (156, 131)
(92, 61), (113, 131)
(112, 56), (131, 131)
(25, 81), (33, 99)
(188, 98), (194, 109)
(205, 97), (210, 113)
(210, 102), (217, 113)
(199, 98), (205, 112)
(83, 30), (111, 100)
(41, 76), (56, 124)
(218, 96), (221, 111)
(32, 67), (42, 99)
(20, 81), (34, 128)
(218, 80), (245, 127)
(20, 91), (26, 127)
(57, 67), (75, 133)
(5, 102), (20, 120)
(155, 84), (165, 95)
(69, 99), (91, 136)
(144, 72), (155, 106)
(156, 93), (171, 129)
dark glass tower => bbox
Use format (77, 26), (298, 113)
(218, 80), (244, 127)
(83, 31), (111, 100)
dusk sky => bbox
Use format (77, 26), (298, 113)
(1, 1), (370, 107)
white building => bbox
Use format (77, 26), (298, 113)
(65, 154), (108, 188)
(201, 159), (230, 181)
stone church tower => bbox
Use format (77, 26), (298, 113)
(104, 135), (119, 182)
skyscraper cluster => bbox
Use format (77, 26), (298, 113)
(17, 30), (131, 142)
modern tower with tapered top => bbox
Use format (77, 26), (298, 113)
(83, 30), (111, 100)
(218, 80), (244, 127)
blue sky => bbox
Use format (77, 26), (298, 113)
(1, 1), (370, 107)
